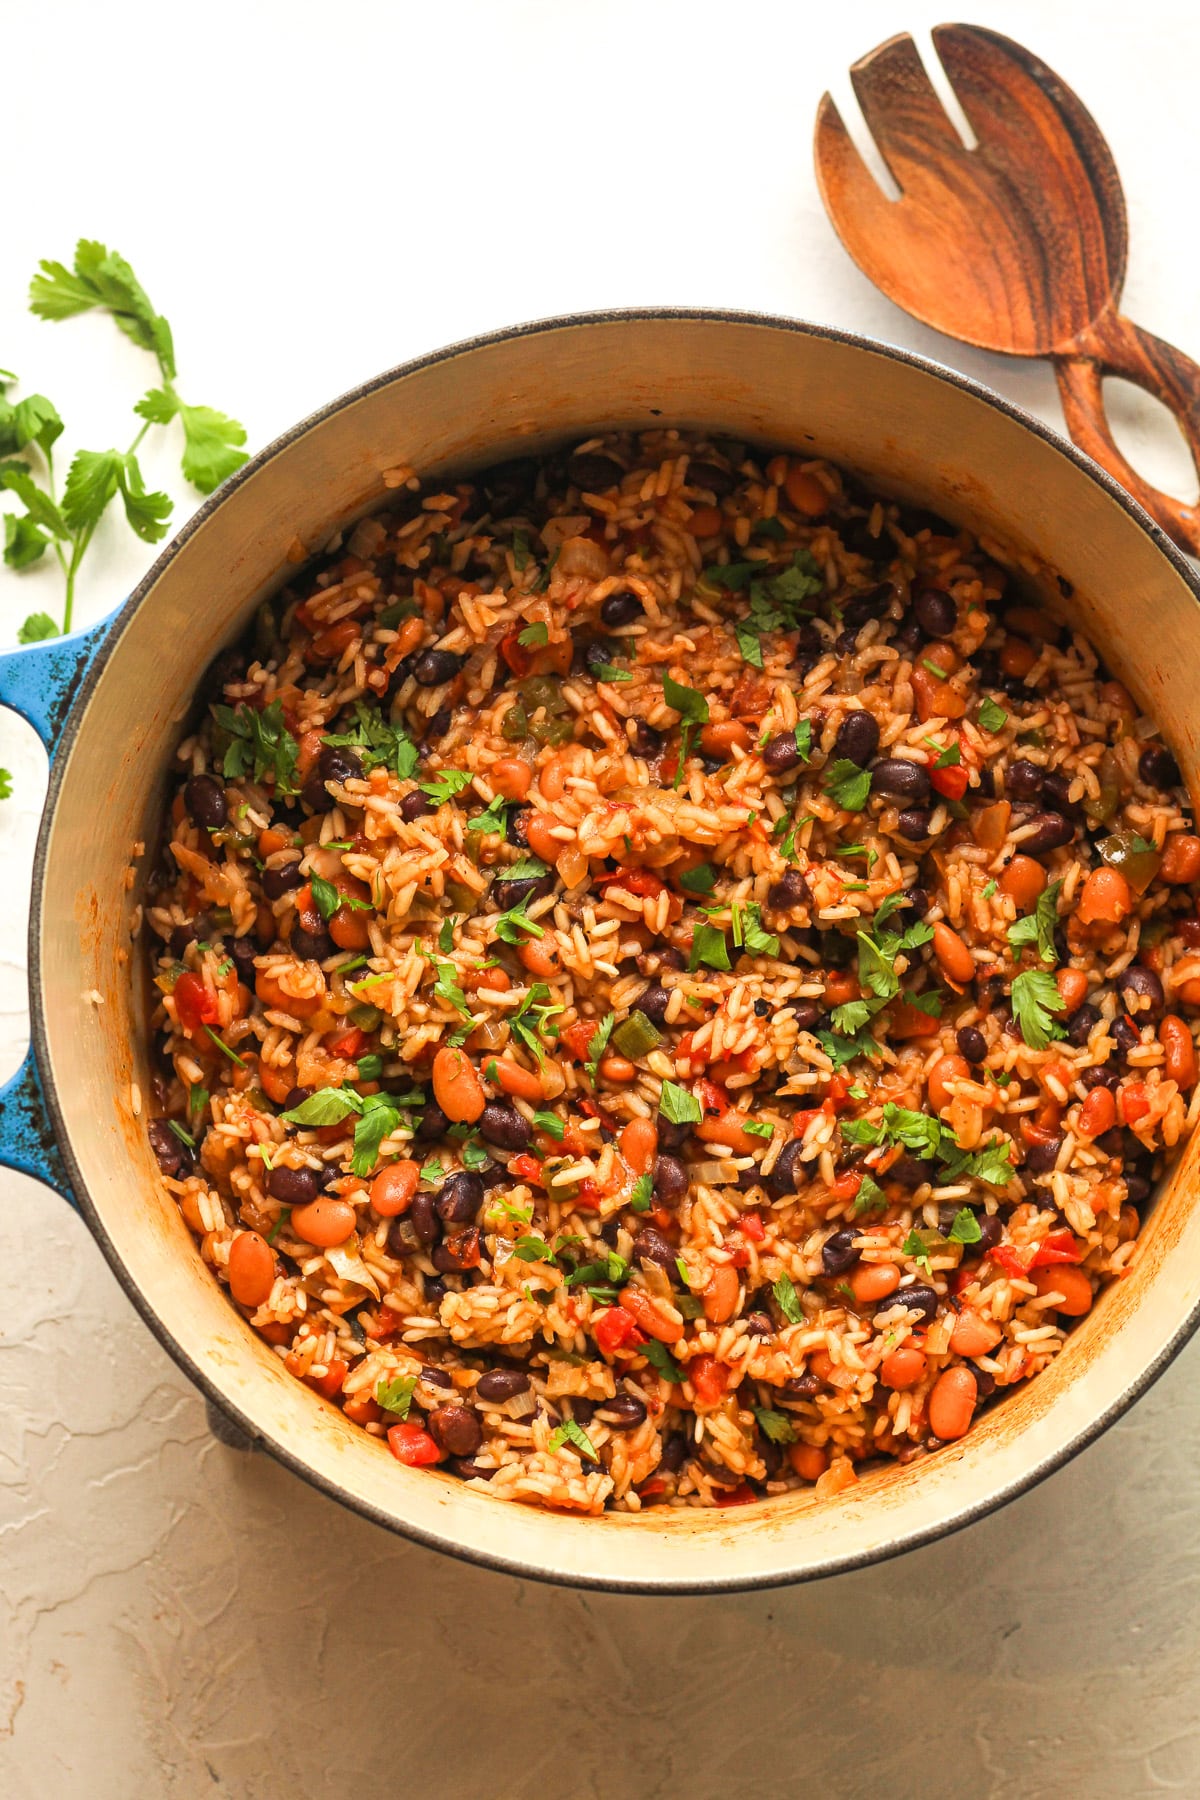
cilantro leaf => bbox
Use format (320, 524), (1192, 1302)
(282, 1087), (363, 1126)
(852, 1172), (888, 1215)
(641, 1340), (684, 1383)
(679, 863), (716, 894)
(689, 922), (730, 972)
(533, 1109), (564, 1140)
(467, 794), (508, 835)
(629, 1172), (653, 1212)
(418, 767), (474, 805)
(948, 1207), (983, 1245)
(977, 697), (1008, 732)
(491, 894), (545, 944)
(213, 699), (299, 793)
(517, 620), (548, 647)
(817, 1027), (879, 1069)
(376, 1375), (417, 1418)
(659, 1080), (702, 1125)
(323, 699), (419, 780)
(548, 1418), (599, 1461)
(1007, 879), (1062, 967)
(773, 1274), (804, 1324)
(4, 515), (51, 569)
(0, 769), (11, 801)
(662, 672), (709, 783)
(586, 1011), (616, 1081)
(351, 1095), (403, 1175)
(1010, 969), (1067, 1050)
(754, 1407), (797, 1444)
(824, 757), (872, 811)
(794, 719), (812, 762)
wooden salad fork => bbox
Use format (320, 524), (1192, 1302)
(814, 23), (1200, 556)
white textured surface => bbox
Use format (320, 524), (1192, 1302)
(4, 3), (1200, 1793)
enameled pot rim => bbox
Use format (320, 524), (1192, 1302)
(29, 306), (1200, 1590)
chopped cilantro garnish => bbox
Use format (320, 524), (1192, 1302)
(213, 698), (300, 793)
(948, 1207), (983, 1245)
(548, 1418), (599, 1461)
(659, 1080), (702, 1125)
(679, 863), (716, 894)
(517, 621), (548, 647)
(629, 1172), (654, 1212)
(1010, 968), (1067, 1050)
(824, 757), (872, 812)
(376, 1375), (417, 1419)
(662, 672), (710, 785)
(852, 1172), (888, 1215)
(641, 1340), (684, 1384)
(1007, 879), (1062, 966)
(467, 793), (508, 835)
(586, 1011), (616, 1081)
(977, 697), (1008, 732)
(754, 1407), (797, 1444)
(322, 699), (419, 780)
(689, 922), (731, 972)
(533, 1109), (564, 1140)
(419, 768), (474, 806)
(773, 1274), (804, 1324)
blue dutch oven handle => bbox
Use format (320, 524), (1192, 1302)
(0, 612), (121, 1206)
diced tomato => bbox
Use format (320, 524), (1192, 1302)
(307, 1359), (347, 1399)
(1029, 1229), (1084, 1269)
(173, 970), (220, 1035)
(511, 1153), (543, 1184)
(343, 1394), (382, 1426)
(387, 1422), (444, 1466)
(713, 1483), (756, 1507)
(689, 1355), (729, 1406)
(573, 1178), (601, 1213)
(729, 1246), (751, 1268)
(888, 999), (942, 1039)
(637, 1477), (668, 1500)
(674, 1031), (711, 1068)
(930, 761), (969, 801)
(560, 1020), (597, 1063)
(595, 866), (665, 898)
(327, 1026), (367, 1060)
(832, 1169), (862, 1203)
(740, 1211), (765, 1242)
(498, 628), (532, 677)
(697, 1077), (729, 1114)
(791, 1108), (821, 1139)
(951, 1266), (974, 1295)
(990, 1244), (1033, 1279)
(594, 1307), (647, 1356)
(825, 1073), (852, 1110)
(1119, 1081), (1152, 1126)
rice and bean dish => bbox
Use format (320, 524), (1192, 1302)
(144, 431), (1200, 1514)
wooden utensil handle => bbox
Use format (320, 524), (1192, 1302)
(1055, 309), (1200, 555)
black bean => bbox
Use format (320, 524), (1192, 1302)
(1125, 1171), (1153, 1207)
(423, 1273), (448, 1305)
(409, 1191), (441, 1247)
(628, 718), (663, 758)
(168, 920), (202, 957)
(659, 1431), (689, 1474)
(839, 514), (891, 564)
(1118, 964), (1164, 1020)
(976, 766), (996, 799)
(291, 925), (334, 962)
(569, 451), (624, 491)
(899, 505), (957, 540)
(225, 935), (257, 981)
(745, 1312), (774, 1337)
(905, 887), (931, 919)
(897, 808), (933, 842)
(400, 790), (433, 822)
(1094, 1128), (1124, 1157)
(428, 1404), (482, 1457)
(450, 1456), (495, 1481)
(204, 646), (247, 696)
(1005, 759), (1044, 802)
(268, 1165), (321, 1205)
(424, 707), (452, 743)
(1020, 812), (1073, 857)
(501, 811), (528, 853)
(477, 1368), (531, 1403)
(1041, 772), (1080, 819)
(871, 757), (931, 803)
(639, 983), (672, 1026)
(281, 1086), (312, 1112)
(301, 769), (331, 812)
(600, 590), (643, 630)
(419, 1365), (454, 1390)
(1024, 1136), (1064, 1174)
(766, 1139), (806, 1199)
(318, 744), (364, 786)
(878, 1283), (939, 1323)
(1081, 1061), (1120, 1090)
(414, 1101), (450, 1145)
(973, 1214), (1003, 1259)
(479, 457), (539, 508)
(793, 621), (824, 674)
(148, 1119), (190, 1177)
(435, 1172), (484, 1225)
(779, 1373), (819, 1399)
(1112, 1014), (1141, 1055)
(1139, 744), (1181, 790)
(762, 731), (802, 773)
(652, 1152), (689, 1202)
(432, 1227), (480, 1272)
(891, 611), (923, 655)
(479, 1101), (531, 1151)
(413, 649), (464, 688)
(971, 1366), (998, 1402)
(832, 708), (880, 766)
(634, 1227), (678, 1274)
(954, 1025), (987, 1065)
(689, 459), (736, 497)
(597, 1393), (647, 1429)
(184, 773), (227, 829)
(491, 871), (555, 911)
(842, 583), (894, 628)
(261, 858), (305, 901)
(767, 867), (808, 911)
(914, 588), (956, 638)
(788, 1000), (819, 1034)
(569, 1398), (596, 1427)
(821, 1227), (862, 1276)
(890, 1154), (934, 1191)
(1066, 1003), (1101, 1046)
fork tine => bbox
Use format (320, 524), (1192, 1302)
(849, 32), (967, 193)
(813, 91), (901, 220)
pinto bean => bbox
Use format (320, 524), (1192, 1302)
(929, 1366), (977, 1440)
(228, 1231), (275, 1307)
(432, 1046), (486, 1122)
(932, 922), (974, 986)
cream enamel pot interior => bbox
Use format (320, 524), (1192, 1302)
(4, 309), (1200, 1592)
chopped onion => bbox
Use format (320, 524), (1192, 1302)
(690, 1159), (742, 1187)
(327, 1243), (381, 1299)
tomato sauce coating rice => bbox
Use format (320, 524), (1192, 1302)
(143, 432), (1200, 1512)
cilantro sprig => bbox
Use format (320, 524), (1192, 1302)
(661, 672), (709, 788)
(4, 241), (248, 649)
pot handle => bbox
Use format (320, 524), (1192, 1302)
(0, 613), (120, 1207)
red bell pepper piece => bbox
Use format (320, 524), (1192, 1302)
(989, 1244), (1033, 1279)
(740, 1211), (765, 1242)
(930, 760), (969, 801)
(328, 1026), (367, 1060)
(1029, 1229), (1084, 1268)
(387, 1422), (444, 1466)
(1119, 1081), (1151, 1126)
(594, 1307), (646, 1356)
(173, 970), (220, 1034)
